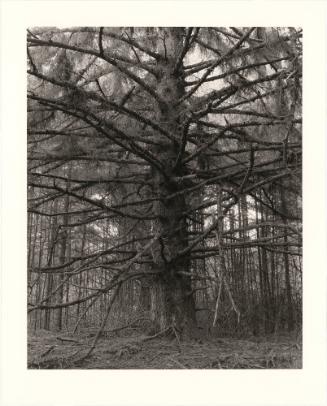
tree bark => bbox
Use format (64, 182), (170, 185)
(148, 28), (196, 338)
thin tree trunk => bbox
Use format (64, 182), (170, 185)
(280, 185), (294, 331)
(54, 166), (71, 331)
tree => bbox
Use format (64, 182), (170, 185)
(27, 27), (302, 339)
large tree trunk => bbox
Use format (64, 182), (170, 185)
(149, 273), (196, 336)
(150, 174), (196, 337)
(148, 28), (196, 338)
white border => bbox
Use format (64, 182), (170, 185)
(1, 1), (326, 406)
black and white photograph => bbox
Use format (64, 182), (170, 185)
(27, 26), (302, 369)
(26, 26), (303, 370)
(1, 1), (327, 405)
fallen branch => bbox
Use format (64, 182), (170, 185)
(103, 316), (151, 335)
(171, 326), (182, 352)
(141, 327), (172, 342)
(167, 356), (188, 369)
(56, 337), (80, 344)
(40, 345), (56, 358)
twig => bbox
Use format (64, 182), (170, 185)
(167, 356), (188, 369)
(178, 27), (256, 105)
(172, 326), (182, 352)
(238, 145), (254, 195)
(56, 337), (80, 344)
(40, 345), (56, 358)
(27, 47), (37, 72)
(98, 27), (104, 56)
(174, 28), (194, 74)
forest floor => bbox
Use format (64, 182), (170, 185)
(28, 328), (302, 369)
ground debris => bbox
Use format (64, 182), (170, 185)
(28, 329), (302, 369)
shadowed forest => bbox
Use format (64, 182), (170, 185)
(27, 27), (302, 369)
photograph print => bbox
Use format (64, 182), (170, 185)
(27, 27), (302, 369)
